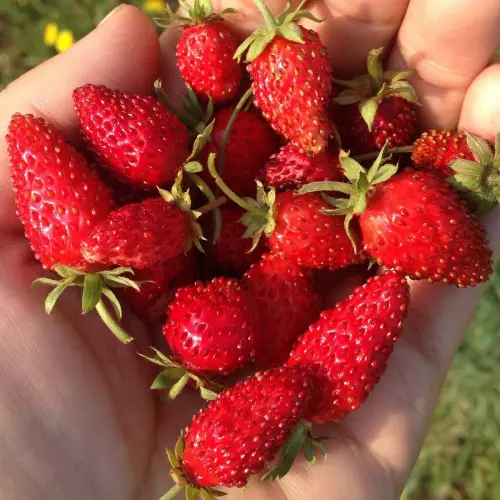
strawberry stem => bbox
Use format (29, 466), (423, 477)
(218, 88), (254, 176)
(196, 196), (227, 215)
(352, 145), (413, 164)
(207, 153), (269, 218)
(252, 0), (276, 30)
(95, 299), (133, 344)
(159, 484), (184, 500)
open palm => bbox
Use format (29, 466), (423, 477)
(0, 2), (499, 499)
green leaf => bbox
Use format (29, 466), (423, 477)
(188, 120), (214, 161)
(277, 22), (304, 44)
(82, 274), (102, 314)
(175, 435), (185, 458)
(358, 98), (379, 132)
(298, 181), (354, 195)
(200, 385), (219, 401)
(333, 89), (362, 106)
(184, 161), (204, 173)
(167, 448), (181, 468)
(247, 29), (277, 62)
(137, 353), (167, 368)
(367, 47), (384, 93)
(339, 156), (365, 182)
(151, 368), (187, 390)
(44, 278), (75, 314)
(466, 131), (493, 165)
(353, 191), (367, 214)
(386, 81), (420, 105)
(168, 374), (190, 400)
(494, 133), (500, 165)
(313, 440), (328, 458)
(262, 423), (307, 481)
(31, 277), (65, 288)
(370, 164), (398, 185)
(385, 69), (414, 84)
(53, 265), (86, 278)
(185, 486), (197, 500)
(291, 10), (324, 23)
(234, 30), (261, 61)
(321, 207), (351, 216)
(366, 141), (391, 181)
(101, 288), (122, 320)
(321, 194), (351, 209)
(199, 489), (213, 500)
(344, 212), (357, 252)
(99, 267), (134, 277)
(302, 437), (316, 465)
(105, 275), (141, 291)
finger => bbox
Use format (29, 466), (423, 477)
(0, 5), (161, 233)
(389, 0), (500, 129)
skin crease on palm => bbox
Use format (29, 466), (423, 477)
(0, 1), (499, 499)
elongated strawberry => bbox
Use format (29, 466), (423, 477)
(244, 253), (322, 368)
(235, 1), (333, 155)
(164, 277), (261, 376)
(162, 365), (314, 497)
(413, 130), (500, 213)
(7, 114), (139, 343)
(334, 48), (419, 155)
(209, 205), (267, 276)
(158, 1), (242, 103)
(7, 114), (113, 271)
(73, 84), (189, 189)
(208, 154), (365, 271)
(122, 251), (197, 323)
(300, 145), (493, 287)
(263, 143), (343, 192)
(200, 105), (280, 196)
(288, 271), (409, 423)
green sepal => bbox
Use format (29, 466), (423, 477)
(138, 347), (224, 401)
(262, 420), (329, 482)
(185, 120), (215, 163)
(33, 266), (137, 343)
(155, 0), (238, 29)
(234, 0), (323, 62)
(334, 47), (420, 129)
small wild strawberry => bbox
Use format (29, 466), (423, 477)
(244, 253), (322, 368)
(161, 365), (315, 498)
(334, 48), (419, 155)
(73, 84), (189, 189)
(288, 271), (409, 423)
(158, 0), (242, 104)
(163, 277), (261, 376)
(235, 1), (333, 155)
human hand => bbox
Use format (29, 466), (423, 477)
(0, 2), (499, 500)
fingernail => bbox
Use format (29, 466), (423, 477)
(99, 4), (125, 26)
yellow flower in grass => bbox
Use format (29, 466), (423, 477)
(44, 22), (59, 47)
(143, 0), (166, 14)
(55, 30), (74, 53)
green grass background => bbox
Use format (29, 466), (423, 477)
(2, 1), (500, 498)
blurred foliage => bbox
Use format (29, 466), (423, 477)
(1, 1), (500, 499)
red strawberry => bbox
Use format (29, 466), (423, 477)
(334, 48), (419, 155)
(200, 105), (280, 196)
(163, 365), (314, 497)
(8, 114), (137, 343)
(207, 155), (366, 272)
(288, 271), (409, 423)
(263, 143), (343, 192)
(7, 114), (113, 271)
(412, 130), (500, 214)
(81, 197), (189, 270)
(163, 277), (261, 376)
(122, 251), (197, 323)
(235, 2), (333, 155)
(307, 148), (493, 287)
(158, 1), (241, 103)
(73, 84), (189, 189)
(244, 253), (322, 368)
(209, 205), (267, 276)
(412, 129), (473, 178)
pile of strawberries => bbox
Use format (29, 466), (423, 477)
(6, 0), (500, 498)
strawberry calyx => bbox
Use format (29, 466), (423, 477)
(298, 142), (398, 249)
(177, 85), (215, 135)
(156, 0), (238, 29)
(447, 132), (500, 213)
(234, 0), (324, 63)
(139, 347), (223, 401)
(262, 420), (328, 481)
(207, 153), (276, 251)
(334, 47), (420, 131)
(32, 266), (139, 344)
(161, 435), (228, 500)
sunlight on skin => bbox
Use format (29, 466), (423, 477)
(0, 2), (499, 499)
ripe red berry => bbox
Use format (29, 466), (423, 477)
(288, 271), (409, 423)
(73, 84), (189, 189)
